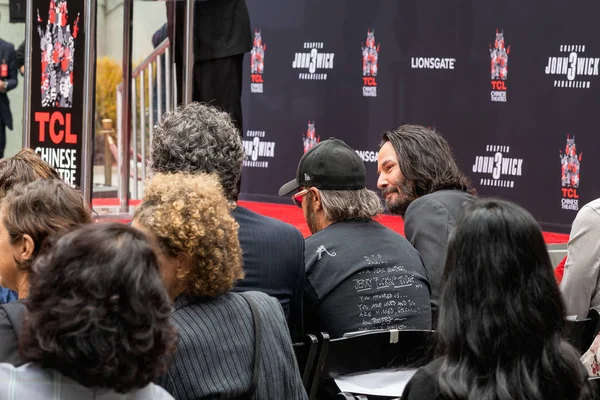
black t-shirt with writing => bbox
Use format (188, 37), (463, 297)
(303, 219), (432, 338)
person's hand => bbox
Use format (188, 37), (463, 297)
(20, 66), (25, 76)
(0, 80), (6, 93)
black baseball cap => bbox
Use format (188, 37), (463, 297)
(278, 138), (366, 196)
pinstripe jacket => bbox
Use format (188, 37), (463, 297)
(0, 363), (173, 399)
(156, 291), (307, 400)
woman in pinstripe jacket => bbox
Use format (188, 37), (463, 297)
(133, 172), (308, 400)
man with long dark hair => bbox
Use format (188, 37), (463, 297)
(377, 125), (475, 317)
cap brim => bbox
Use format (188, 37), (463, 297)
(278, 179), (300, 197)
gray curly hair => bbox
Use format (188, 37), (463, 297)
(151, 103), (244, 201)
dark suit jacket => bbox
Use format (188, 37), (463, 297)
(167, 0), (252, 62)
(0, 39), (18, 129)
(404, 190), (475, 315)
(0, 300), (26, 366)
(231, 206), (305, 340)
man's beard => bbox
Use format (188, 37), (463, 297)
(306, 204), (320, 234)
(382, 181), (416, 217)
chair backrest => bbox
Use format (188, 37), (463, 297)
(293, 334), (319, 392)
(309, 332), (331, 400)
(588, 376), (600, 397)
(323, 329), (436, 377)
(310, 330), (436, 399)
(565, 318), (594, 353)
(338, 394), (398, 400)
(587, 308), (600, 344)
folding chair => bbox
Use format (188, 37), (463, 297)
(588, 376), (600, 394)
(308, 332), (331, 400)
(338, 394), (400, 400)
(338, 394), (367, 400)
(293, 334), (319, 393)
(586, 308), (600, 347)
(312, 330), (436, 400)
(565, 318), (595, 353)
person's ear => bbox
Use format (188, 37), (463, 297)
(174, 252), (192, 281)
(16, 234), (35, 265)
(310, 187), (323, 211)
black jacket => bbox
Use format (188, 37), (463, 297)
(231, 206), (305, 341)
(404, 190), (475, 315)
(0, 300), (26, 366)
(0, 39), (18, 129)
(167, 0), (252, 61)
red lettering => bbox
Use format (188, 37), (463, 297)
(35, 112), (50, 142)
(562, 188), (579, 198)
(49, 112), (65, 144)
(251, 74), (263, 83)
(65, 113), (77, 144)
(492, 80), (507, 91)
(363, 77), (377, 86)
(35, 111), (77, 145)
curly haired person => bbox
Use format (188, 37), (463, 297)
(0, 223), (177, 399)
(133, 172), (307, 400)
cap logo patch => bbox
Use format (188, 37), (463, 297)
(304, 173), (311, 181)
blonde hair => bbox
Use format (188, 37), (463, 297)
(135, 173), (243, 297)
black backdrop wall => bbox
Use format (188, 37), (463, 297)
(239, 0), (600, 234)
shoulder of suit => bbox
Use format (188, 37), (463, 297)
(0, 40), (14, 50)
(408, 190), (474, 210)
(239, 291), (282, 311)
(236, 206), (303, 237)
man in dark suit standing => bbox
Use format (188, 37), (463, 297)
(0, 26), (18, 159)
(377, 125), (476, 320)
(150, 102), (305, 340)
(167, 0), (251, 136)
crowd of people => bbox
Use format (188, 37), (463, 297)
(0, 103), (597, 399)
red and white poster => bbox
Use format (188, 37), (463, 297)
(28, 0), (87, 188)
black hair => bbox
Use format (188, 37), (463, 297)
(382, 125), (475, 197)
(436, 198), (590, 400)
(20, 222), (178, 393)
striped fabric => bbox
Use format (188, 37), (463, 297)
(0, 363), (174, 399)
(157, 291), (307, 400)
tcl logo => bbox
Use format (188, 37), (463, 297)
(562, 188), (579, 198)
(491, 80), (507, 91)
(362, 77), (377, 86)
